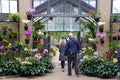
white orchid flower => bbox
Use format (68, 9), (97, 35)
(98, 22), (105, 26)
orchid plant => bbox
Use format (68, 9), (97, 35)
(24, 29), (32, 39)
(22, 20), (30, 26)
(98, 22), (105, 27)
(26, 8), (36, 15)
(96, 33), (106, 39)
(118, 33), (120, 37)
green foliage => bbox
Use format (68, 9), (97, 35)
(0, 60), (20, 75)
(96, 61), (118, 78)
(79, 58), (118, 78)
(49, 32), (77, 40)
(41, 54), (54, 72)
(33, 21), (45, 30)
(110, 13), (119, 20)
(1, 25), (8, 30)
(82, 21), (96, 38)
(19, 60), (45, 77)
(9, 13), (21, 20)
(109, 42), (120, 50)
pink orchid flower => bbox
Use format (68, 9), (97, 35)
(27, 8), (36, 14)
(25, 29), (32, 36)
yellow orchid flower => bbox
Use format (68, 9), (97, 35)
(113, 58), (117, 63)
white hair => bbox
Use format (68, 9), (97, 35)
(68, 33), (74, 38)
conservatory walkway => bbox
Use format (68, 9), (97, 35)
(0, 51), (116, 80)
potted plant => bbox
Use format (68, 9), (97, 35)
(100, 39), (104, 44)
(7, 31), (13, 39)
(33, 21), (45, 30)
(110, 13), (119, 22)
(26, 8), (36, 20)
(9, 13), (21, 21)
(13, 31), (19, 39)
(112, 36), (117, 40)
(118, 33), (120, 40)
(98, 22), (105, 33)
(0, 33), (3, 41)
(96, 33), (106, 39)
(22, 20), (30, 31)
(24, 29), (32, 44)
(1, 25), (8, 35)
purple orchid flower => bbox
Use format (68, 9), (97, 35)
(0, 45), (4, 50)
(25, 29), (32, 36)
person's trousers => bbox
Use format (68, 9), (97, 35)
(118, 57), (120, 72)
(61, 61), (65, 69)
(67, 54), (79, 76)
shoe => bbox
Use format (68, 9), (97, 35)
(61, 69), (64, 72)
(68, 74), (72, 76)
(76, 75), (80, 78)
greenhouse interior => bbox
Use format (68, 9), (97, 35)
(0, 0), (120, 80)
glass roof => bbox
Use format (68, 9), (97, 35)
(32, 0), (97, 31)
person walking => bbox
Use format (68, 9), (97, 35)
(64, 33), (80, 77)
(59, 37), (66, 72)
(117, 47), (120, 79)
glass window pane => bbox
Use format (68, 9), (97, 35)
(112, 0), (120, 13)
(82, 0), (96, 8)
(0, 1), (1, 13)
(10, 0), (17, 13)
(2, 0), (9, 13)
(33, 0), (40, 7)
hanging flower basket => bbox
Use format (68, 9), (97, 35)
(112, 36), (117, 40)
(100, 39), (104, 44)
(24, 26), (28, 31)
(25, 39), (30, 44)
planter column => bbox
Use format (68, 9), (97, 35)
(97, 0), (111, 53)
(19, 0), (32, 48)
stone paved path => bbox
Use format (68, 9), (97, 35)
(0, 52), (117, 80)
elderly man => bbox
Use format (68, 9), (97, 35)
(64, 33), (80, 77)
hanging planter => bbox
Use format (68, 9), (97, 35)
(118, 36), (120, 40)
(9, 35), (13, 39)
(0, 37), (3, 41)
(25, 39), (30, 44)
(119, 29), (120, 32)
(27, 15), (32, 20)
(118, 33), (120, 40)
(13, 36), (17, 40)
(26, 8), (36, 20)
(94, 17), (100, 22)
(100, 39), (104, 44)
(24, 26), (28, 31)
(3, 31), (7, 35)
(99, 27), (104, 33)
(98, 22), (105, 33)
(112, 36), (117, 40)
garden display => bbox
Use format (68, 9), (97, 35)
(0, 21), (54, 77)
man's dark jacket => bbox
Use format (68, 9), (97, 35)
(64, 38), (80, 56)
